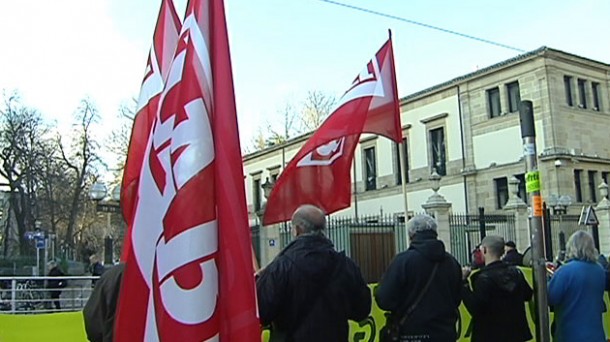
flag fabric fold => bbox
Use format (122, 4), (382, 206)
(115, 0), (260, 340)
(263, 38), (402, 225)
(120, 0), (181, 262)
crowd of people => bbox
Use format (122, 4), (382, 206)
(78, 204), (610, 342)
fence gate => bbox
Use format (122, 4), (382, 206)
(449, 213), (516, 266)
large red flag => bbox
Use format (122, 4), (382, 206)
(114, 0), (260, 341)
(263, 38), (402, 225)
(120, 0), (181, 262)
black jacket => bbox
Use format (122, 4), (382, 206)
(375, 231), (462, 341)
(47, 267), (66, 290)
(503, 249), (523, 266)
(256, 234), (371, 341)
(462, 260), (532, 342)
(83, 263), (125, 342)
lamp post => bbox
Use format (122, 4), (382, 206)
(546, 194), (572, 257)
(89, 182), (121, 265)
(546, 194), (572, 216)
(257, 177), (275, 221)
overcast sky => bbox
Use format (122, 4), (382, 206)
(0, 0), (608, 166)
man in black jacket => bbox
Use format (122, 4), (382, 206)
(46, 261), (66, 310)
(375, 214), (462, 342)
(256, 204), (371, 341)
(502, 240), (523, 266)
(83, 263), (125, 342)
(462, 236), (532, 342)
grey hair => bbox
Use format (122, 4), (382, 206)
(407, 214), (437, 237)
(291, 204), (326, 236)
(481, 235), (505, 257)
(566, 230), (598, 263)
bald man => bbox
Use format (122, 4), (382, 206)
(257, 205), (371, 341)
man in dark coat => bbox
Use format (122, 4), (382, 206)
(46, 261), (66, 310)
(83, 263), (125, 342)
(375, 214), (462, 342)
(256, 204), (371, 341)
(462, 236), (532, 342)
(503, 240), (523, 266)
(89, 254), (105, 287)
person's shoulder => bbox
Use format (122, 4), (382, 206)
(443, 252), (462, 268)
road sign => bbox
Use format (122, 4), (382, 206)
(97, 203), (121, 213)
(35, 237), (45, 249)
(578, 205), (599, 226)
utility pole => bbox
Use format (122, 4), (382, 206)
(519, 100), (550, 341)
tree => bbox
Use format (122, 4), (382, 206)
(249, 90), (335, 152)
(0, 94), (48, 256)
(299, 90), (335, 132)
(59, 99), (103, 249)
(106, 103), (134, 181)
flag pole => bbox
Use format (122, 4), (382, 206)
(399, 140), (409, 240)
(388, 28), (409, 240)
(353, 156), (359, 223)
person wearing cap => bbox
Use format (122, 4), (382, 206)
(375, 214), (462, 341)
(503, 240), (523, 266)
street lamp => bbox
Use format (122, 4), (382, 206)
(89, 182), (121, 265)
(546, 194), (572, 215)
(89, 183), (107, 202)
(546, 193), (572, 257)
(261, 177), (274, 201)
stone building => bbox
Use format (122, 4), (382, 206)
(244, 47), (610, 264)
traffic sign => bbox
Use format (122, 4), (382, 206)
(578, 205), (599, 226)
(97, 203), (121, 213)
(35, 238), (45, 249)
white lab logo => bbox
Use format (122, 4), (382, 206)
(297, 137), (346, 167)
(334, 55), (385, 109)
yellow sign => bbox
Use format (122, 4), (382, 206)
(526, 171), (541, 193)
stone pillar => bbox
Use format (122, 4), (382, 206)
(421, 171), (453, 252)
(504, 176), (530, 252)
(595, 182), (610, 256)
(260, 223), (282, 267)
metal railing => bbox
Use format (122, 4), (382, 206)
(449, 213), (516, 265)
(0, 276), (99, 314)
(274, 214), (421, 283)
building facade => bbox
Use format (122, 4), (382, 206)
(244, 47), (610, 228)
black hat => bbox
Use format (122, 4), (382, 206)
(505, 241), (516, 248)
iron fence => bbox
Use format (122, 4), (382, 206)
(0, 276), (99, 314)
(546, 214), (584, 260)
(276, 214), (417, 283)
(255, 212), (520, 282)
(449, 213), (516, 266)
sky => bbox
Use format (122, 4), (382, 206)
(0, 0), (609, 170)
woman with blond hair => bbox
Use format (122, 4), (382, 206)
(548, 230), (606, 341)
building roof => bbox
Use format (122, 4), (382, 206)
(401, 46), (610, 103)
(243, 46), (610, 160)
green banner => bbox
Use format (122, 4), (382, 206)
(1, 268), (608, 341)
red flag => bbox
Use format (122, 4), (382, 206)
(115, 0), (260, 341)
(263, 38), (402, 225)
(120, 0), (181, 262)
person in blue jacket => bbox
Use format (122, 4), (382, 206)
(548, 230), (606, 342)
